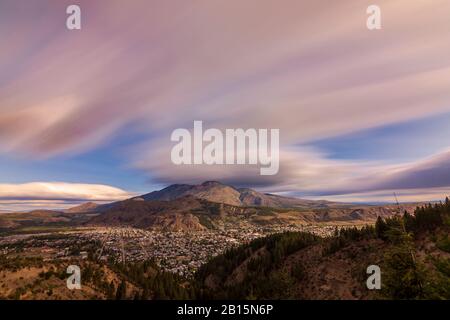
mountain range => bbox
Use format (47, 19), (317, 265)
(86, 181), (415, 231)
(137, 181), (331, 208)
(0, 181), (419, 233)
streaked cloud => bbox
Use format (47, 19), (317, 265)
(0, 182), (132, 202)
(1, 0), (450, 205)
(342, 149), (450, 195)
(306, 188), (450, 204)
(0, 200), (99, 212)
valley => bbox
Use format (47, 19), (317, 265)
(0, 223), (347, 278)
(0, 181), (441, 300)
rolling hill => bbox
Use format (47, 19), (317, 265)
(65, 202), (99, 213)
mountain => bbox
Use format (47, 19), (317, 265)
(90, 194), (324, 231)
(0, 208), (98, 232)
(237, 187), (331, 208)
(139, 181), (329, 208)
(140, 181), (242, 206)
(88, 197), (413, 232)
(0, 182), (420, 233)
(65, 202), (99, 213)
(88, 196), (230, 231)
(0, 210), (70, 230)
(85, 181), (422, 231)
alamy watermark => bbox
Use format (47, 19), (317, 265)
(65, 4), (380, 31)
(170, 121), (280, 175)
(66, 265), (81, 290)
(367, 5), (382, 30)
(66, 5), (81, 30)
(366, 265), (381, 290)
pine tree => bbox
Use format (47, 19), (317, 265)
(115, 280), (127, 300)
(141, 284), (150, 300)
(107, 281), (115, 300)
(375, 216), (388, 240)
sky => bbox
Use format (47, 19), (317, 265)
(1, 0), (450, 211)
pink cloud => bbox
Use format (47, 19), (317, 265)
(1, 0), (450, 201)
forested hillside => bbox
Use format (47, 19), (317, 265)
(194, 199), (450, 299)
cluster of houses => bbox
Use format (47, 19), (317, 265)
(0, 223), (342, 277)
